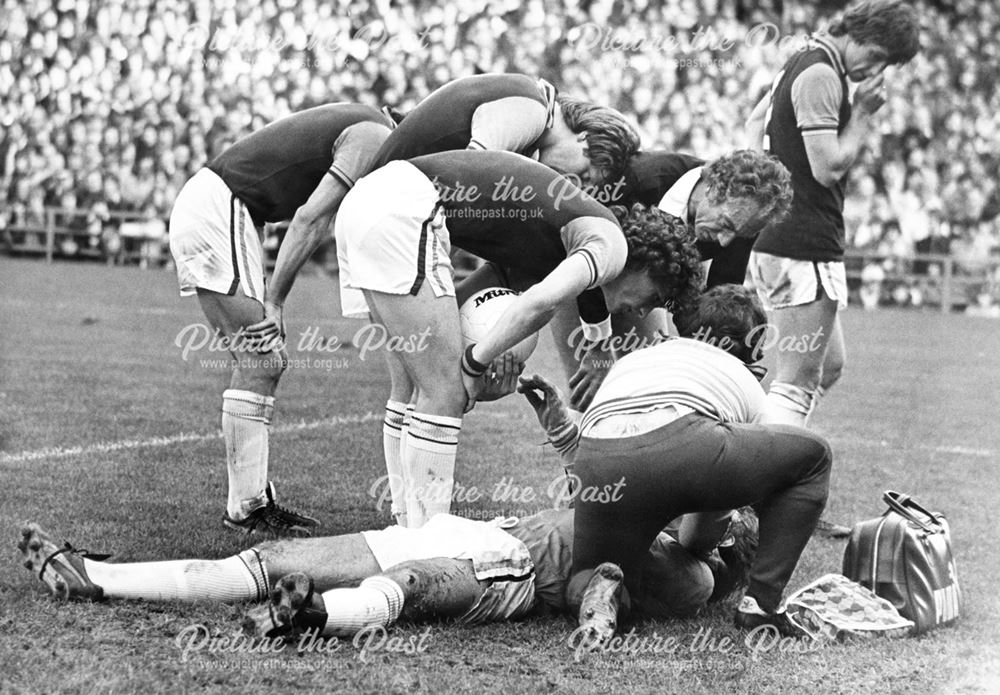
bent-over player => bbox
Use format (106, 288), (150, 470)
(327, 156), (702, 528)
(168, 103), (392, 535)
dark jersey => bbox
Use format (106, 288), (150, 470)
(409, 150), (624, 290)
(504, 508), (715, 617)
(754, 35), (852, 261)
(207, 103), (392, 226)
(617, 151), (753, 287)
(372, 74), (557, 169)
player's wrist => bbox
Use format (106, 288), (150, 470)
(462, 343), (489, 378)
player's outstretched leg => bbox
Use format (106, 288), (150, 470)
(243, 572), (327, 639)
(17, 524), (103, 601)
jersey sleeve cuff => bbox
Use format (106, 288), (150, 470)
(327, 164), (356, 188)
(580, 315), (612, 342)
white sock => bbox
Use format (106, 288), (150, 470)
(403, 412), (462, 527)
(320, 575), (405, 637)
(764, 382), (814, 427)
(222, 389), (274, 519)
(382, 400), (409, 527)
(83, 549), (268, 602)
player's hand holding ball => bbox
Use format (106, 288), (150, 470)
(458, 287), (539, 410)
(478, 353), (525, 402)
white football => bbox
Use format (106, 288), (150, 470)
(459, 287), (539, 363)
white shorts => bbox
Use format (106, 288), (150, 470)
(334, 161), (454, 319)
(361, 514), (536, 623)
(168, 168), (265, 302)
(748, 251), (848, 311)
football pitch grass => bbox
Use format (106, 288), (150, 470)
(1, 256), (998, 694)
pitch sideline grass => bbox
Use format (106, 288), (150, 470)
(1, 257), (998, 694)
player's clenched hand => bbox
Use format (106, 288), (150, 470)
(477, 353), (524, 402)
(245, 301), (286, 348)
(853, 73), (886, 115)
(517, 373), (573, 435)
(569, 343), (614, 411)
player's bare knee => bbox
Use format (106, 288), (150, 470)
(382, 559), (482, 619)
(418, 379), (468, 415)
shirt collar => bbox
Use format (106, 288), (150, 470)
(656, 166), (703, 222)
(811, 33), (848, 78)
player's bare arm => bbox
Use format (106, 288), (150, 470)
(467, 97), (549, 152)
(803, 73), (885, 188)
(463, 251), (596, 405)
(744, 94), (768, 150)
(246, 174), (350, 341)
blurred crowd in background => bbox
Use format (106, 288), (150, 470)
(1, 0), (998, 308)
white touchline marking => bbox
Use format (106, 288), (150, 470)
(0, 412), (380, 465)
(835, 437), (993, 458)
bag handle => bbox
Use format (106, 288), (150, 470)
(882, 490), (940, 532)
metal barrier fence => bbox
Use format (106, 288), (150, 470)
(2, 205), (998, 313)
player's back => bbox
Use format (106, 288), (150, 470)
(406, 150), (618, 278)
(372, 74), (552, 169)
(619, 151), (705, 209)
(208, 103), (388, 225)
(582, 338), (767, 429)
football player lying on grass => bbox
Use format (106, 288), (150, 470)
(516, 284), (833, 642)
(18, 508), (756, 640)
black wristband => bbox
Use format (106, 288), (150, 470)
(462, 343), (489, 378)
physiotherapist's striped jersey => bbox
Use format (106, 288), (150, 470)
(206, 103), (393, 226)
(580, 337), (766, 435)
(754, 34), (852, 261)
(407, 150), (625, 291)
(614, 151), (755, 287)
(371, 74), (557, 169)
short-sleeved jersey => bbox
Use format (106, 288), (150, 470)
(580, 338), (766, 434)
(207, 103), (392, 226)
(504, 508), (715, 617)
(616, 151), (753, 287)
(372, 74), (557, 169)
(407, 151), (625, 291)
(754, 35), (852, 261)
(503, 509), (575, 612)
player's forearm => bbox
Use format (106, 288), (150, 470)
(472, 289), (559, 366)
(745, 118), (765, 151)
(266, 212), (333, 305)
(815, 112), (874, 187)
(744, 96), (768, 150)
